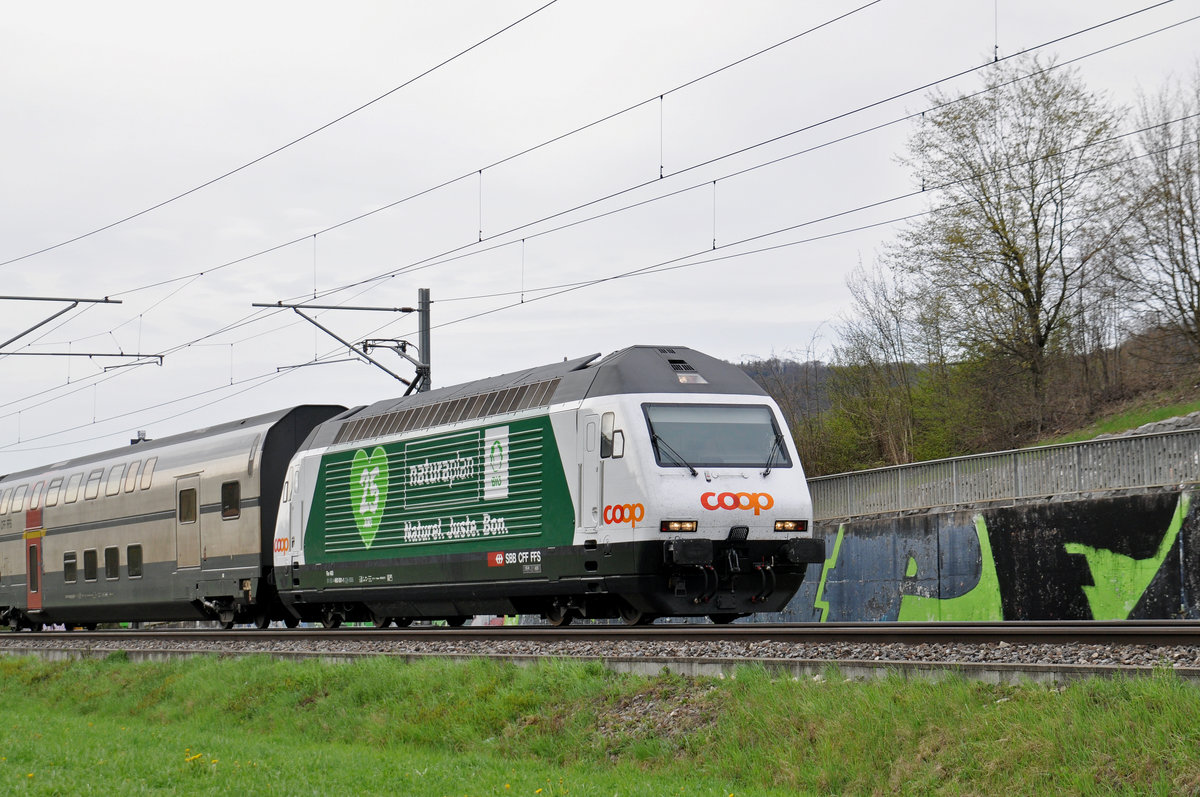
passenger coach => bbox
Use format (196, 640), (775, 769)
(0, 406), (342, 630)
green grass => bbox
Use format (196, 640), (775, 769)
(2, 655), (1200, 794)
(1040, 396), (1200, 446)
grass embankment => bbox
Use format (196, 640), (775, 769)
(1, 654), (1198, 795)
(1042, 396), (1200, 446)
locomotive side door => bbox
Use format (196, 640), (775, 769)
(580, 413), (600, 533)
(176, 476), (201, 569)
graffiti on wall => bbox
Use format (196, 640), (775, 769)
(779, 490), (1196, 622)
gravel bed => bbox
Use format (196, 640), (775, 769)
(3, 634), (1200, 671)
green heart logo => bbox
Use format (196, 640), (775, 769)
(349, 447), (389, 548)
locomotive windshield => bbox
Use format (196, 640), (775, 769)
(643, 404), (791, 469)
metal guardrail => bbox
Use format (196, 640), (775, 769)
(808, 427), (1200, 521)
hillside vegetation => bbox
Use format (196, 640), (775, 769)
(744, 57), (1200, 477)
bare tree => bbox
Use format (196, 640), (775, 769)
(1127, 71), (1200, 366)
(893, 57), (1130, 433)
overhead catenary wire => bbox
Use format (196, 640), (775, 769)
(0, 3), (1191, 454)
(0, 0), (562, 270)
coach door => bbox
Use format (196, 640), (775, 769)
(24, 533), (43, 612)
(580, 413), (600, 533)
(176, 476), (201, 568)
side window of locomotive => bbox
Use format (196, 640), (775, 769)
(64, 473), (83, 504)
(63, 552), (77, 583)
(127, 545), (143, 578)
(600, 412), (624, 459)
(106, 464), (126, 497)
(178, 488), (198, 524)
(221, 481), (241, 520)
(124, 461), (141, 493)
(140, 457), (157, 490)
(84, 549), (98, 582)
(104, 547), (119, 580)
(45, 478), (63, 508)
(84, 470), (103, 500)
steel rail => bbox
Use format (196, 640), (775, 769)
(8, 621), (1200, 648)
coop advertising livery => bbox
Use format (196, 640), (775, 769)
(308, 418), (572, 561)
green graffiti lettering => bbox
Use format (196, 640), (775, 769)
(812, 525), (846, 623)
(1064, 492), (1189, 620)
(898, 515), (1003, 621)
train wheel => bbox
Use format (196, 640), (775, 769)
(254, 614), (271, 630)
(372, 615), (393, 629)
(546, 605), (573, 627)
(219, 620), (235, 630)
(445, 616), (470, 627)
(393, 617), (413, 627)
(321, 612), (342, 629)
(708, 614), (739, 625)
(618, 603), (644, 626)
(283, 616), (300, 629)
(30, 622), (44, 633)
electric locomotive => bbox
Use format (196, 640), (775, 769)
(274, 345), (824, 626)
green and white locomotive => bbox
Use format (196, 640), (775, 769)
(274, 345), (824, 626)
(0, 345), (823, 630)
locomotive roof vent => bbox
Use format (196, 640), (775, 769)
(666, 358), (708, 385)
(657, 347), (677, 354)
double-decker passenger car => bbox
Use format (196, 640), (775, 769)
(0, 407), (342, 630)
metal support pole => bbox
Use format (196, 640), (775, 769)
(418, 288), (431, 392)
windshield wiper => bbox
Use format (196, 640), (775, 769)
(762, 433), (784, 477)
(651, 433), (698, 477)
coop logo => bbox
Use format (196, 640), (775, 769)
(273, 537), (289, 554)
(701, 491), (774, 515)
(603, 503), (645, 527)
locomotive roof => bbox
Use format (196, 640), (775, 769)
(313, 346), (767, 450)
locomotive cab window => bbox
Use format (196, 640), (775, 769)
(127, 545), (143, 578)
(221, 481), (240, 520)
(104, 547), (119, 580)
(178, 488), (198, 524)
(84, 549), (98, 582)
(642, 404), (791, 470)
(63, 552), (77, 583)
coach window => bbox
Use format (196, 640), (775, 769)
(45, 477), (63, 508)
(127, 545), (143, 578)
(30, 481), (45, 510)
(105, 464), (126, 497)
(64, 473), (83, 503)
(221, 481), (241, 520)
(63, 552), (77, 583)
(84, 549), (98, 582)
(124, 461), (141, 493)
(179, 488), (198, 524)
(104, 547), (119, 580)
(11, 485), (28, 513)
(84, 469), (103, 500)
(140, 457), (157, 490)
(0, 488), (9, 514)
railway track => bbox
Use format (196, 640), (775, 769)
(6, 620), (1200, 647)
(5, 621), (1200, 685)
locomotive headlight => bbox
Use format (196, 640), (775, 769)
(774, 520), (808, 532)
(660, 520), (698, 533)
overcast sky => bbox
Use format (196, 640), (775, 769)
(1, 1), (1196, 473)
